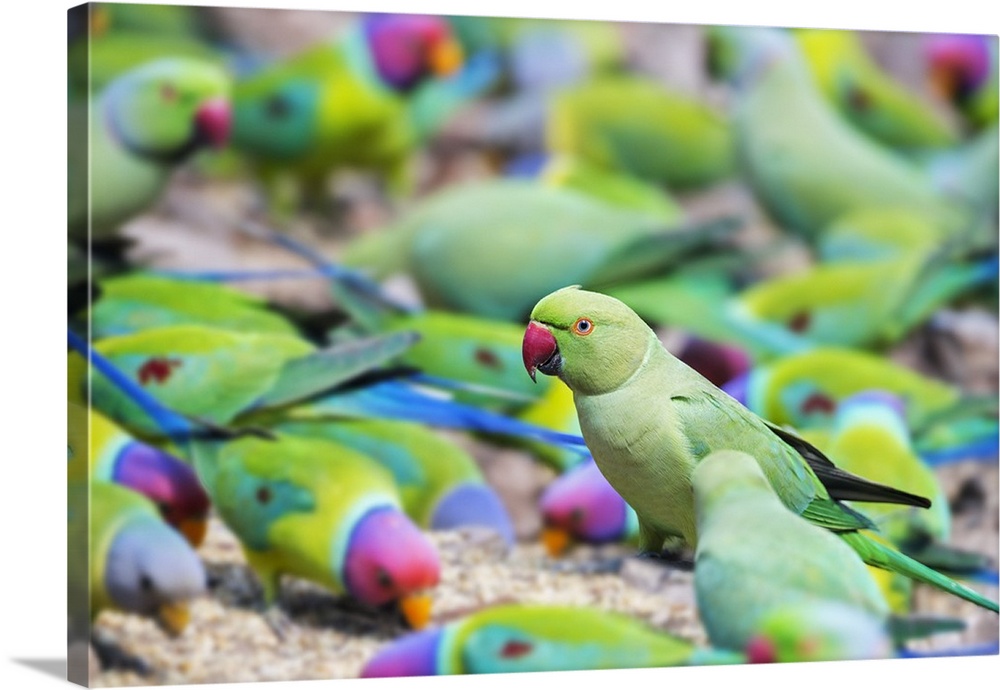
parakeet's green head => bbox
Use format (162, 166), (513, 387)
(523, 286), (656, 396)
(101, 58), (231, 164)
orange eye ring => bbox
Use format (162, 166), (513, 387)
(573, 318), (594, 336)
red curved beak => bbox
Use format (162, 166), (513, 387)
(522, 321), (559, 383)
(195, 97), (231, 148)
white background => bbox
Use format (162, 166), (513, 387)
(2, 0), (997, 688)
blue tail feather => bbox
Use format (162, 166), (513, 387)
(919, 435), (1000, 466)
(899, 641), (999, 658)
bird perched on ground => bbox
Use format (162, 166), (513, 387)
(341, 178), (739, 322)
(87, 481), (207, 636)
(692, 449), (896, 653)
(271, 414), (516, 545)
(360, 603), (743, 677)
(707, 25), (976, 241)
(544, 75), (735, 189)
(230, 13), (484, 212)
(193, 431), (440, 631)
(89, 407), (211, 546)
(522, 286), (998, 612)
(68, 58), (231, 243)
(795, 28), (960, 150)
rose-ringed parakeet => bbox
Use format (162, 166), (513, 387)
(230, 13), (474, 209)
(692, 449), (894, 653)
(795, 28), (960, 151)
(271, 414), (516, 545)
(341, 178), (741, 322)
(727, 252), (998, 351)
(68, 324), (418, 439)
(89, 406), (210, 547)
(521, 286), (998, 612)
(68, 58), (231, 243)
(360, 603), (744, 677)
(706, 25), (976, 241)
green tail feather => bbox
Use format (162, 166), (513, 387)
(841, 532), (999, 613)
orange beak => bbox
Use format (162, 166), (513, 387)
(399, 592), (433, 630)
(541, 526), (572, 558)
(178, 518), (208, 548)
(157, 602), (192, 636)
(429, 37), (464, 77)
(929, 63), (958, 100)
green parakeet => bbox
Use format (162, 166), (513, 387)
(69, 324), (418, 438)
(360, 603), (743, 676)
(692, 449), (891, 652)
(192, 431), (440, 629)
(341, 179), (737, 322)
(707, 26), (974, 240)
(68, 58), (231, 243)
(88, 481), (207, 635)
(522, 286), (998, 612)
(729, 253), (997, 350)
(796, 28), (960, 150)
(545, 75), (735, 189)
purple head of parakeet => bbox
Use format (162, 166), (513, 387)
(430, 482), (516, 547)
(926, 34), (992, 102)
(363, 14), (464, 92)
(676, 337), (752, 388)
(111, 442), (211, 547)
(360, 626), (444, 677)
(539, 458), (629, 556)
(342, 506), (441, 629)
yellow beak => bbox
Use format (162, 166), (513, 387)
(157, 602), (191, 636)
(429, 38), (464, 77)
(178, 517), (208, 548)
(399, 592), (433, 630)
(541, 526), (572, 558)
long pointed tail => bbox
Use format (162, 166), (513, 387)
(841, 531), (999, 613)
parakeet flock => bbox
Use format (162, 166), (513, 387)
(68, 4), (998, 683)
